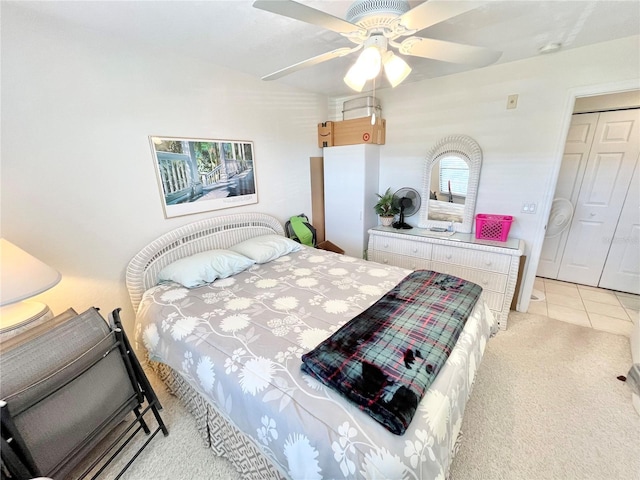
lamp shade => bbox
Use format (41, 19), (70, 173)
(344, 45), (384, 92)
(383, 52), (412, 88)
(345, 47), (413, 92)
(0, 238), (61, 306)
(343, 63), (367, 92)
(356, 46), (382, 80)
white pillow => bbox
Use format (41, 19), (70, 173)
(229, 234), (302, 264)
(158, 249), (255, 288)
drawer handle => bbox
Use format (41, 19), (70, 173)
(384, 243), (389, 248)
(446, 254), (452, 260)
(482, 279), (489, 285)
(411, 264), (416, 269)
(383, 259), (388, 264)
(412, 248), (418, 253)
(485, 261), (492, 266)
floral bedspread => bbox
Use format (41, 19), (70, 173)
(135, 246), (497, 480)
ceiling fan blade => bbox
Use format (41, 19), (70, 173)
(396, 1), (485, 34)
(262, 47), (358, 81)
(399, 37), (501, 67)
(253, 0), (361, 35)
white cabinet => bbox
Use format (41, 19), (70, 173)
(324, 145), (380, 258)
(368, 226), (524, 329)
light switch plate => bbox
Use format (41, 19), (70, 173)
(521, 202), (537, 213)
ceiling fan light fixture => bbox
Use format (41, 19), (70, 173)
(344, 64), (367, 92)
(254, 1), (503, 93)
(383, 51), (412, 87)
(356, 45), (383, 79)
(344, 43), (384, 91)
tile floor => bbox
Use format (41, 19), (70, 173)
(528, 277), (639, 337)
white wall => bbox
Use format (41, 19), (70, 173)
(1, 5), (327, 331)
(330, 35), (640, 312)
(3, 3), (638, 330)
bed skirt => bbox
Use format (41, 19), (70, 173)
(149, 360), (465, 480)
(150, 361), (287, 480)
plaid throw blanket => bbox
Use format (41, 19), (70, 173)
(301, 270), (482, 435)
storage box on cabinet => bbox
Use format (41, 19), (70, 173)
(334, 117), (386, 146)
(318, 117), (386, 147)
(317, 122), (334, 148)
(343, 105), (382, 121)
(342, 96), (382, 120)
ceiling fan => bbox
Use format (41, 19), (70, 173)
(253, 0), (502, 91)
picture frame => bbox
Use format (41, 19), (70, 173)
(149, 136), (258, 218)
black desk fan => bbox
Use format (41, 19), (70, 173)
(392, 187), (421, 229)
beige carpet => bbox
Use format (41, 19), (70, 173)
(449, 312), (639, 480)
(79, 312), (639, 480)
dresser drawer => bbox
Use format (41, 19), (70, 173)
(431, 261), (508, 293)
(372, 236), (432, 258)
(432, 245), (512, 274)
(369, 250), (432, 271)
(480, 291), (505, 312)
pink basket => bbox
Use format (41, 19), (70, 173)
(475, 214), (513, 241)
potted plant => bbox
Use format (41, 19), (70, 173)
(374, 188), (399, 227)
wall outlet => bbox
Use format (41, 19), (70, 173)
(507, 94), (519, 109)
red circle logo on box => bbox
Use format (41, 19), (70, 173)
(363, 133), (371, 141)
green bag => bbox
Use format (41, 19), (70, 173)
(285, 214), (317, 247)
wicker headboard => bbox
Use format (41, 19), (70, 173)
(126, 213), (284, 312)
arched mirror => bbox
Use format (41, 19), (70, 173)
(418, 135), (482, 233)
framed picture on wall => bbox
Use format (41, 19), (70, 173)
(149, 136), (258, 218)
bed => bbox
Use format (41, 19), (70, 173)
(126, 213), (497, 479)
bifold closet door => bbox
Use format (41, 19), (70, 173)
(537, 113), (597, 279)
(556, 109), (640, 287)
(599, 159), (640, 294)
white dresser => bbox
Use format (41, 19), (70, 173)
(368, 226), (524, 329)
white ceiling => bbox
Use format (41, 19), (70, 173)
(10, 1), (640, 97)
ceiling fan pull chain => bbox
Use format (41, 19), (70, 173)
(371, 77), (377, 125)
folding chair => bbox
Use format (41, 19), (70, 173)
(0, 307), (167, 480)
